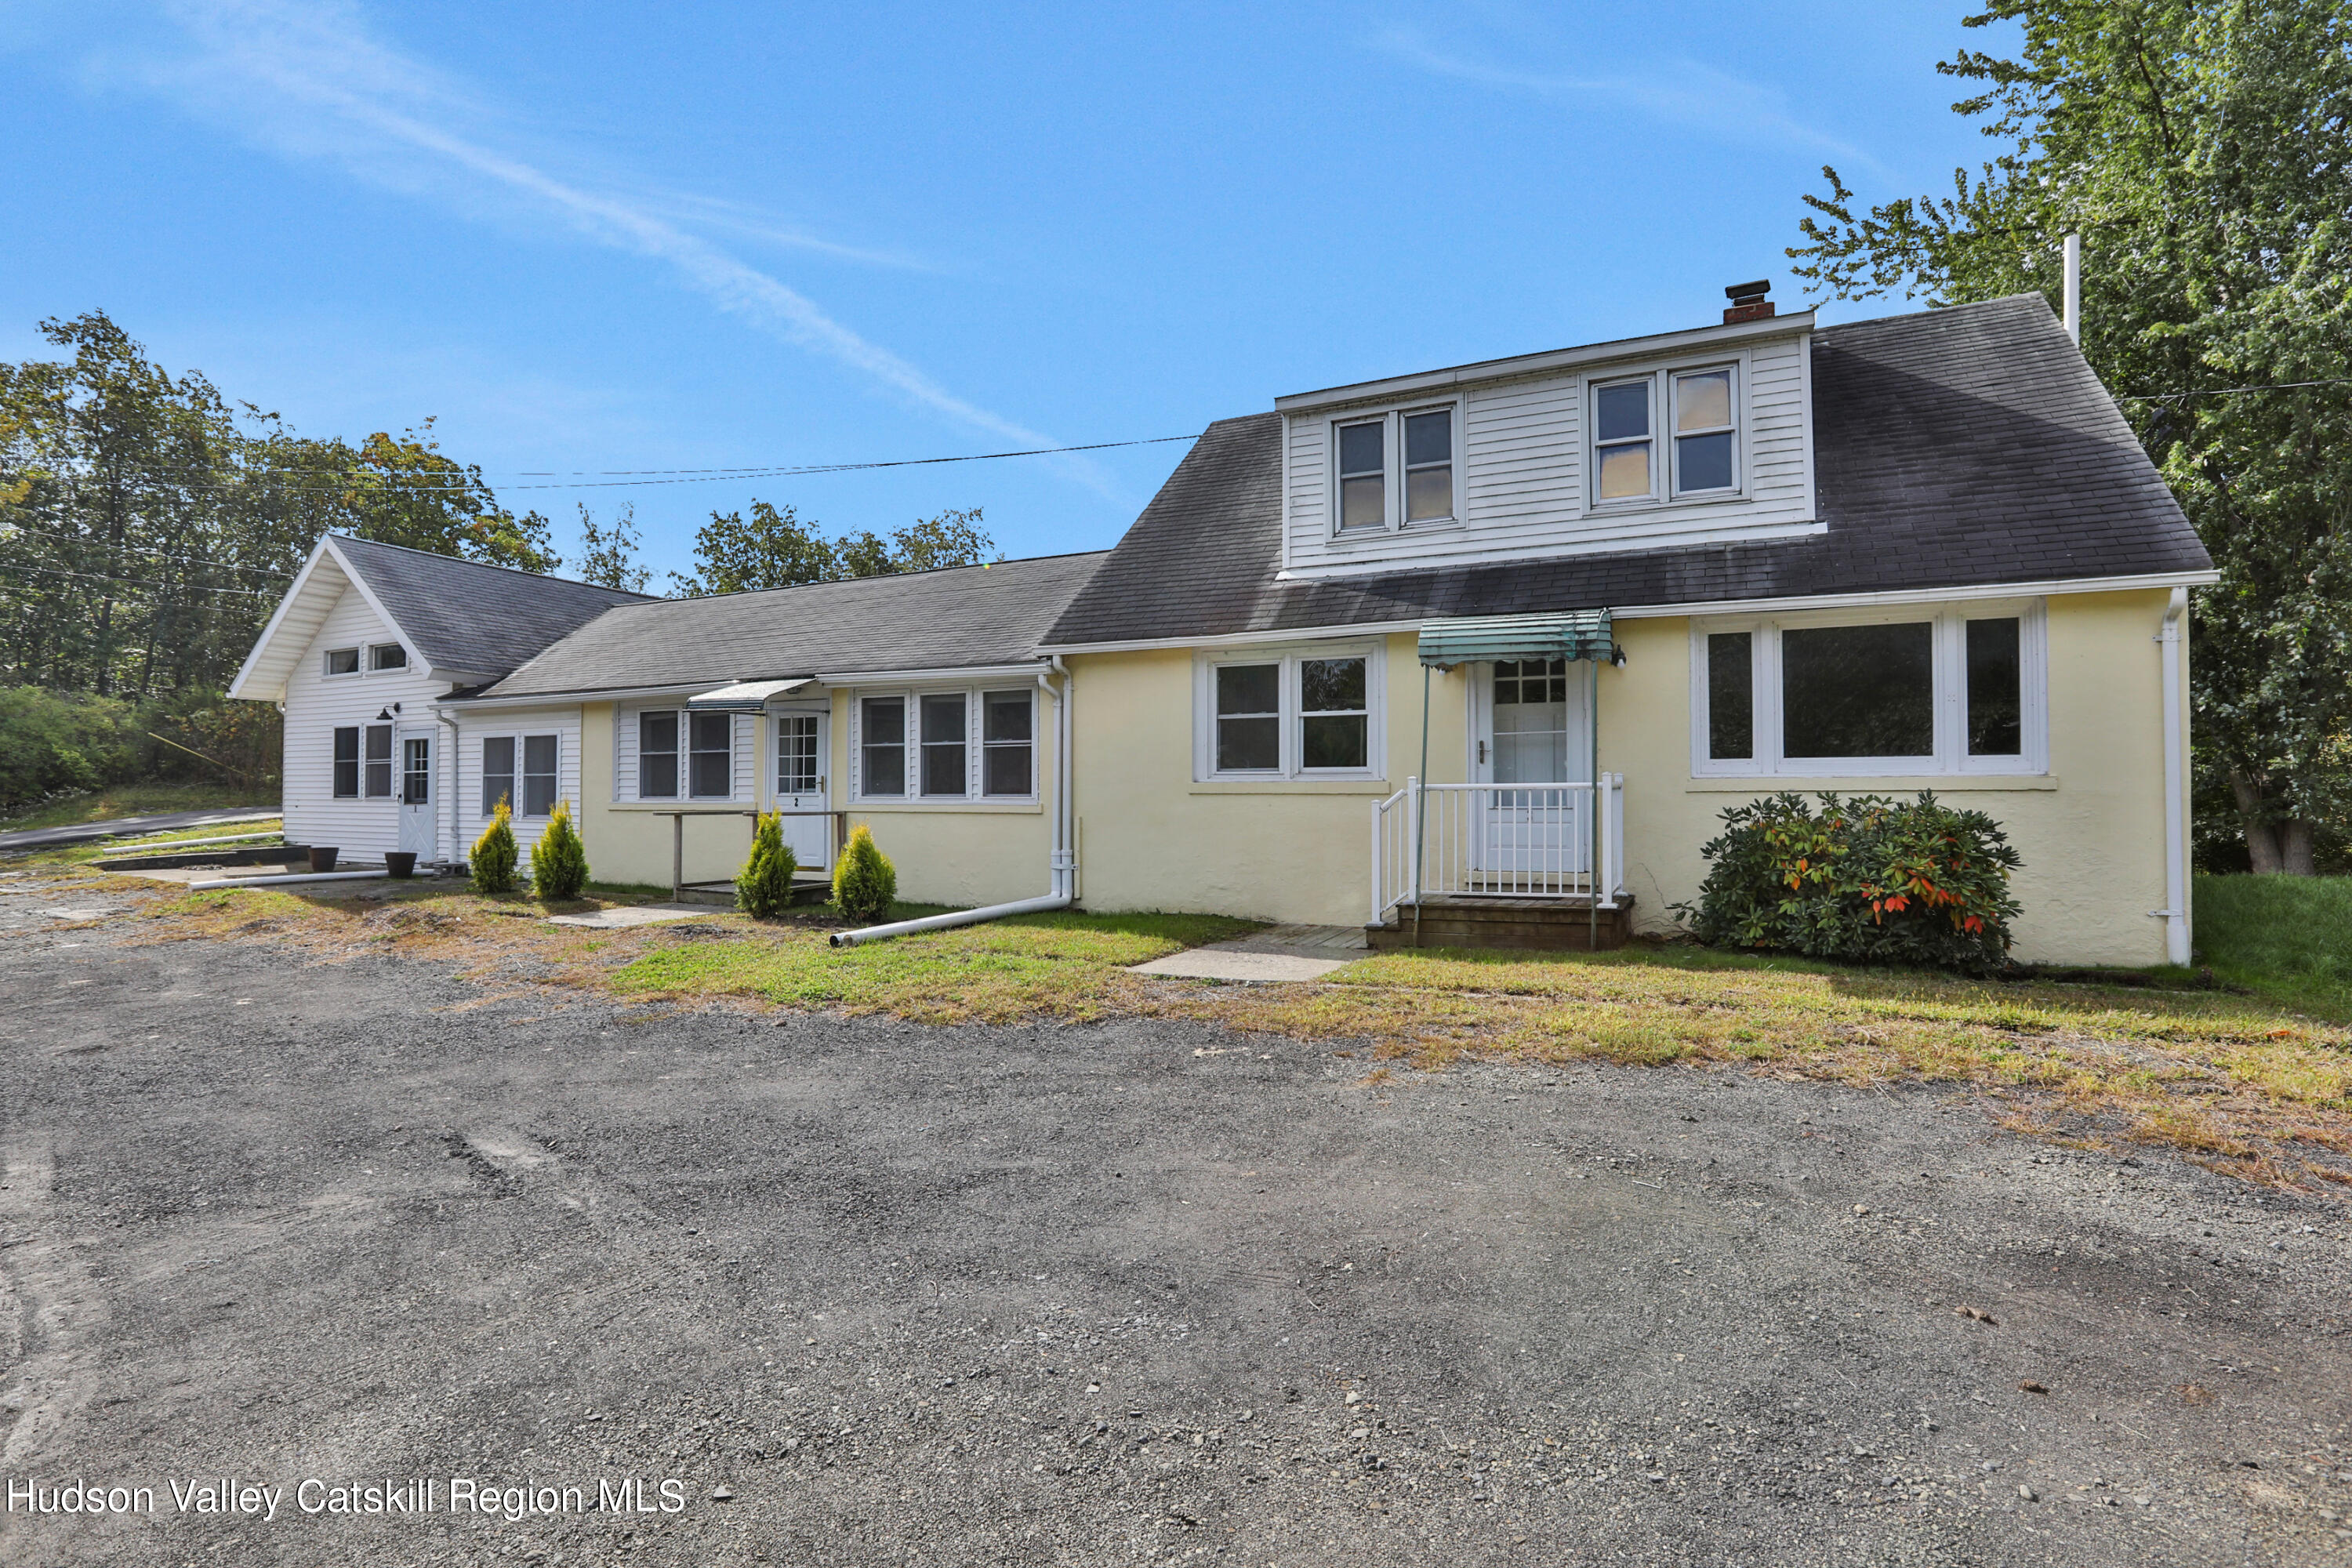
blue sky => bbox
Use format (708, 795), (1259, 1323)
(0, 2), (2016, 583)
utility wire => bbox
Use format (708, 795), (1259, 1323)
(0, 561), (278, 597)
(1, 516), (297, 577)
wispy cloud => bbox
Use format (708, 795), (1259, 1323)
(1372, 26), (1882, 174)
(104, 2), (1101, 479)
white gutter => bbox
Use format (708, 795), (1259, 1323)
(437, 707), (463, 868)
(188, 869), (401, 891)
(2155, 588), (2190, 964)
(829, 661), (1080, 946)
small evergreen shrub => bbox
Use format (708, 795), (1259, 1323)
(470, 797), (518, 895)
(1682, 792), (2023, 970)
(735, 809), (799, 918)
(530, 799), (590, 901)
(831, 823), (897, 925)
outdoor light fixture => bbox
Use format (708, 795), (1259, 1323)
(376, 707), (392, 720)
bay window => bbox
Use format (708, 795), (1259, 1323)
(1200, 646), (1382, 779)
(1693, 603), (2044, 776)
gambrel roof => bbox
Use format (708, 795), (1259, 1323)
(1042, 294), (2216, 648)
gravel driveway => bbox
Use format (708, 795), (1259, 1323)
(1, 920), (2347, 1566)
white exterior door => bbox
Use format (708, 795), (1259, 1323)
(1473, 660), (1591, 882)
(774, 713), (830, 869)
(396, 730), (436, 858)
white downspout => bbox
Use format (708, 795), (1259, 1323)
(2063, 232), (2082, 343)
(2157, 588), (2190, 965)
(435, 707), (461, 869)
(830, 660), (1076, 947)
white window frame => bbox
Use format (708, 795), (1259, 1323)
(322, 647), (361, 678)
(479, 732), (561, 818)
(685, 711), (735, 800)
(1193, 643), (1385, 782)
(367, 641), (408, 673)
(1584, 356), (1749, 512)
(1326, 401), (1461, 537)
(848, 687), (1038, 805)
(1689, 600), (2047, 779)
(635, 710), (682, 801)
(979, 688), (1036, 799)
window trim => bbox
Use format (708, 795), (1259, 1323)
(477, 732), (561, 818)
(1584, 355), (1750, 513)
(323, 647), (361, 678)
(1325, 401), (1461, 537)
(636, 710), (681, 800)
(1688, 600), (2047, 779)
(362, 722), (394, 799)
(1193, 643), (1385, 782)
(686, 711), (735, 800)
(367, 641), (408, 673)
(980, 688), (1036, 799)
(848, 685), (1039, 805)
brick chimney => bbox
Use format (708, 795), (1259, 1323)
(1723, 279), (1774, 324)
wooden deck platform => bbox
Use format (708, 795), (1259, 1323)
(672, 873), (834, 908)
(1366, 895), (1637, 952)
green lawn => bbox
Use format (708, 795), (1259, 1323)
(2195, 872), (2352, 1018)
(0, 782), (279, 836)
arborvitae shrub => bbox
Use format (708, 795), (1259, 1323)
(470, 797), (518, 895)
(831, 823), (897, 925)
(735, 809), (799, 919)
(1682, 792), (2023, 970)
(530, 798), (590, 901)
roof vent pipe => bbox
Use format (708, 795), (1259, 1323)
(2063, 233), (2081, 343)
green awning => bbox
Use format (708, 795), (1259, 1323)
(1417, 611), (1614, 668)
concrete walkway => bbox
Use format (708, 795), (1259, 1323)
(0, 808), (280, 852)
(1130, 921), (1367, 982)
(545, 903), (717, 929)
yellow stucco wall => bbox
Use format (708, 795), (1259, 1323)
(575, 696), (1056, 903)
(1068, 592), (2185, 964)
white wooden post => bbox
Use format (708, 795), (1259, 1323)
(1406, 775), (1423, 908)
(1370, 796), (1383, 924)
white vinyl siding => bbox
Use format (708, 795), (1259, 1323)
(454, 707), (585, 855)
(613, 704), (752, 804)
(1283, 330), (1814, 575)
(278, 584), (444, 862)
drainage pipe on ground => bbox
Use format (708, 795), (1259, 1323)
(188, 869), (401, 891)
(829, 663), (1079, 947)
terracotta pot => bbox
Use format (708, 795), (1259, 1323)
(308, 846), (339, 873)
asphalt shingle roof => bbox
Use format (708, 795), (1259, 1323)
(1044, 295), (2213, 647)
(476, 550), (1109, 699)
(333, 535), (654, 681)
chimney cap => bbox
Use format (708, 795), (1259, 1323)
(1724, 279), (1772, 303)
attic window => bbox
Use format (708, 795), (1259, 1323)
(324, 648), (360, 677)
(369, 643), (408, 671)
(1592, 379), (1653, 502)
(1671, 369), (1737, 494)
(1338, 421), (1385, 529)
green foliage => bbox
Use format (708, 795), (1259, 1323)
(529, 799), (590, 901)
(670, 503), (998, 596)
(573, 501), (650, 593)
(2193, 872), (2352, 1015)
(470, 798), (518, 895)
(735, 809), (800, 919)
(0, 686), (138, 811)
(1682, 793), (2024, 970)
(1787, 1), (2352, 871)
(830, 823), (898, 926)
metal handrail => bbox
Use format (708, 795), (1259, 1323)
(1372, 776), (1625, 924)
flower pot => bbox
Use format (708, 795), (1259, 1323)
(384, 851), (417, 879)
(308, 846), (339, 873)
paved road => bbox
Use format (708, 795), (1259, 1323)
(0, 920), (2345, 1566)
(0, 808), (280, 852)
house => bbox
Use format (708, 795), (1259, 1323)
(234, 285), (2216, 967)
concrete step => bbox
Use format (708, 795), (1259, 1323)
(1367, 895), (1638, 953)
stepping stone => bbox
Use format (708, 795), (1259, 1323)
(545, 904), (717, 929)
(1129, 949), (1353, 982)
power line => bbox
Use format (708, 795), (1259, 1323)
(2118, 379), (2352, 401)
(0, 560), (278, 597)
(1, 516), (297, 577)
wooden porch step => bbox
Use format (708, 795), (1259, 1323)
(1366, 895), (1637, 953)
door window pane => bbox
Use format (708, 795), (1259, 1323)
(778, 715), (819, 794)
(482, 736), (515, 815)
(1403, 411), (1453, 522)
(1707, 633), (1753, 760)
(1966, 618), (2024, 755)
(1492, 659), (1570, 782)
(364, 724), (394, 798)
(1338, 421), (1385, 528)
(982, 691), (1032, 797)
(522, 734), (557, 816)
(1300, 657), (1367, 770)
(1781, 622), (1934, 758)
(1215, 663), (1280, 771)
(860, 698), (906, 796)
(402, 738), (431, 805)
(920, 694), (967, 797)
(638, 712), (677, 799)
(333, 726), (360, 798)
(689, 713), (733, 797)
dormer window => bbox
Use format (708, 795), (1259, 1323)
(1331, 405), (1458, 534)
(1592, 364), (1741, 506)
(1672, 368), (1737, 493)
(1593, 379), (1653, 501)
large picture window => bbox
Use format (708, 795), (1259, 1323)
(1693, 604), (2044, 777)
(1200, 647), (1382, 780)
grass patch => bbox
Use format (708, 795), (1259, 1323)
(2195, 872), (2352, 1018)
(0, 783), (278, 836)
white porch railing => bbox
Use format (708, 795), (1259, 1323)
(1370, 776), (1625, 924)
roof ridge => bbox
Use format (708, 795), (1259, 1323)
(329, 532), (659, 601)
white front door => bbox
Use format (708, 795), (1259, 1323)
(396, 730), (436, 858)
(774, 713), (830, 870)
(1473, 659), (1592, 884)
